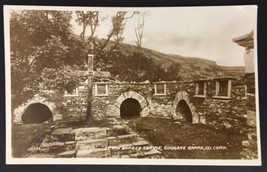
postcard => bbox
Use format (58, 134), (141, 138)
(4, 5), (261, 165)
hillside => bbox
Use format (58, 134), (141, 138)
(113, 42), (245, 81)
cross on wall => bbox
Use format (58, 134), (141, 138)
(86, 54), (110, 120)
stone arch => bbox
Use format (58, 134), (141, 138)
(13, 94), (57, 124)
(173, 91), (199, 123)
(114, 91), (148, 118)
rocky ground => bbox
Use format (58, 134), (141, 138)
(12, 117), (252, 159)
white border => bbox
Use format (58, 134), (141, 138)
(4, 5), (12, 164)
(7, 158), (261, 165)
(4, 5), (261, 166)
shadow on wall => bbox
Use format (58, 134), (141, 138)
(21, 103), (53, 124)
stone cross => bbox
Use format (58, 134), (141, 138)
(86, 54), (94, 120)
(86, 54), (110, 121)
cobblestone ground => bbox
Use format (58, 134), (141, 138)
(27, 118), (162, 158)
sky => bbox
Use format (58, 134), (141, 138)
(70, 6), (257, 66)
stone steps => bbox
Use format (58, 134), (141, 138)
(29, 119), (162, 159)
(51, 127), (75, 142)
(74, 127), (106, 140)
(40, 139), (75, 154)
(76, 139), (108, 150)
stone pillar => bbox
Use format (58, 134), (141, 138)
(244, 49), (254, 74)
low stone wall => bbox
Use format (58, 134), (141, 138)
(57, 78), (250, 126)
(199, 79), (247, 128)
(13, 78), (254, 130)
(89, 78), (249, 127)
(92, 82), (179, 120)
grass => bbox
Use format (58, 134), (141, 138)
(128, 117), (245, 159)
(12, 123), (54, 157)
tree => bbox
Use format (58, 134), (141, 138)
(41, 66), (80, 93)
(75, 11), (100, 41)
(135, 12), (147, 49)
(10, 10), (81, 112)
(93, 11), (138, 70)
(74, 11), (139, 70)
(10, 10), (73, 72)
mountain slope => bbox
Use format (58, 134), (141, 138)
(114, 42), (245, 81)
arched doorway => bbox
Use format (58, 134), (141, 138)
(176, 100), (193, 123)
(110, 91), (148, 118)
(173, 91), (199, 123)
(120, 98), (141, 119)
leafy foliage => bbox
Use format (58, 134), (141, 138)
(10, 10), (83, 111)
(41, 66), (80, 93)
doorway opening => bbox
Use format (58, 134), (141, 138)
(176, 100), (193, 123)
(120, 98), (141, 119)
(21, 103), (52, 124)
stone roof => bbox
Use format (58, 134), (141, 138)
(232, 31), (254, 49)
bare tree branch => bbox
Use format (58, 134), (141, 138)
(135, 12), (147, 49)
(75, 11), (100, 41)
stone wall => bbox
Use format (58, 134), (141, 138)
(194, 79), (247, 128)
(245, 73), (256, 111)
(13, 77), (251, 129)
(92, 81), (179, 120)
(241, 73), (258, 159)
(61, 86), (87, 121)
(171, 79), (248, 127)
(89, 78), (249, 127)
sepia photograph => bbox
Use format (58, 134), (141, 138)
(4, 5), (261, 165)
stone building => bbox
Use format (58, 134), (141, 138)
(14, 64), (251, 130)
(233, 30), (258, 159)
